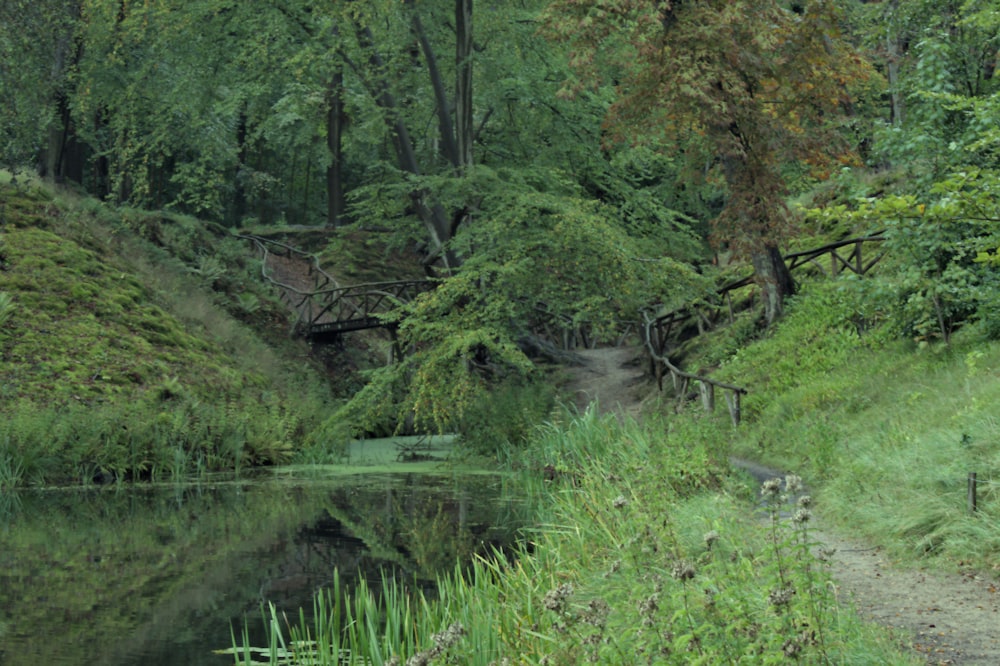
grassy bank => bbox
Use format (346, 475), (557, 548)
(237, 409), (917, 664)
(0, 176), (336, 486)
(691, 280), (1000, 575)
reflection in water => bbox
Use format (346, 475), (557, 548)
(0, 473), (523, 666)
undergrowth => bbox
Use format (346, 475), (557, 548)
(707, 278), (1000, 574)
(0, 179), (336, 485)
(233, 409), (916, 665)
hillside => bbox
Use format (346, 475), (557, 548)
(0, 177), (338, 485)
(566, 346), (1000, 664)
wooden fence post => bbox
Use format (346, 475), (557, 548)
(968, 472), (978, 514)
(699, 380), (715, 413)
(724, 390), (741, 427)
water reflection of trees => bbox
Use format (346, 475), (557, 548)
(0, 474), (522, 666)
(258, 475), (520, 611)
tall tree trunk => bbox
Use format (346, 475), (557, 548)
(41, 6), (83, 184)
(408, 2), (460, 168)
(352, 23), (459, 271)
(326, 68), (346, 227)
(455, 0), (473, 172)
(232, 111), (249, 226)
(717, 121), (794, 326)
(886, 0), (904, 127)
(44, 92), (85, 184)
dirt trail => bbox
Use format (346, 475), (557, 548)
(567, 347), (1000, 665)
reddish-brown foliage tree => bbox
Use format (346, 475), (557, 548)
(541, 0), (872, 324)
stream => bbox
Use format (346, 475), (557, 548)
(0, 461), (524, 666)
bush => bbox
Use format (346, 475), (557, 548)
(456, 378), (557, 455)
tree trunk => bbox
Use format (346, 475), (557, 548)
(43, 93), (85, 184)
(408, 3), (460, 169)
(455, 0), (473, 172)
(751, 242), (794, 326)
(326, 68), (346, 227)
(352, 23), (459, 271)
(232, 111), (249, 226)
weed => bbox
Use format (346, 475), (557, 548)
(236, 415), (916, 665)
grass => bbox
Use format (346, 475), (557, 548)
(706, 280), (1000, 573)
(237, 408), (919, 665)
(0, 178), (337, 485)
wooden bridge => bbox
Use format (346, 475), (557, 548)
(239, 234), (436, 343)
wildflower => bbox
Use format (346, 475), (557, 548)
(782, 637), (802, 658)
(784, 474), (804, 495)
(797, 494), (812, 508)
(638, 593), (659, 627)
(542, 583), (574, 613)
(582, 598), (611, 628)
(612, 495), (629, 509)
(703, 530), (720, 549)
(637, 593), (659, 616)
(761, 477), (782, 499)
(431, 622), (466, 651)
(793, 508), (812, 524)
(671, 560), (696, 581)
(768, 587), (795, 608)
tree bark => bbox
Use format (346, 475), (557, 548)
(326, 67), (346, 227)
(455, 0), (473, 172)
(408, 3), (460, 169)
(751, 242), (794, 326)
(351, 23), (459, 271)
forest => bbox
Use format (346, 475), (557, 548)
(3, 2), (1000, 663)
(6, 0), (1000, 436)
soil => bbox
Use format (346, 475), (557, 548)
(566, 346), (1000, 666)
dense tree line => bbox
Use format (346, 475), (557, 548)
(3, 1), (1000, 431)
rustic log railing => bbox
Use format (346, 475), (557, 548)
(642, 312), (747, 426)
(239, 234), (435, 342)
(650, 232), (886, 347)
(643, 232), (886, 424)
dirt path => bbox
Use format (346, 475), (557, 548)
(567, 347), (1000, 665)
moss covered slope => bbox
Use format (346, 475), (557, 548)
(0, 179), (333, 486)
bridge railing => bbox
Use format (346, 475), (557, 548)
(642, 232), (887, 424)
(648, 232), (886, 354)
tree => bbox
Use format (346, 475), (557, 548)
(542, 0), (872, 324)
(0, 0), (80, 179)
(849, 0), (1000, 181)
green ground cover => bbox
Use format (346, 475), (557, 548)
(0, 178), (335, 485)
(238, 410), (919, 665)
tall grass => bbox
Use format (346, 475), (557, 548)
(0, 396), (308, 486)
(714, 282), (1000, 570)
(234, 409), (918, 664)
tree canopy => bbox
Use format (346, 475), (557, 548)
(3, 0), (1000, 433)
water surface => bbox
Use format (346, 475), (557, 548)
(0, 469), (522, 665)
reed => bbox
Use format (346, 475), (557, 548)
(236, 409), (918, 665)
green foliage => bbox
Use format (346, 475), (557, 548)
(334, 172), (705, 435)
(455, 378), (558, 455)
(0, 182), (333, 485)
(0, 290), (14, 327)
(246, 412), (916, 665)
(0, 394), (307, 485)
(810, 168), (1000, 343)
(0, 1), (76, 174)
(714, 281), (883, 421)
